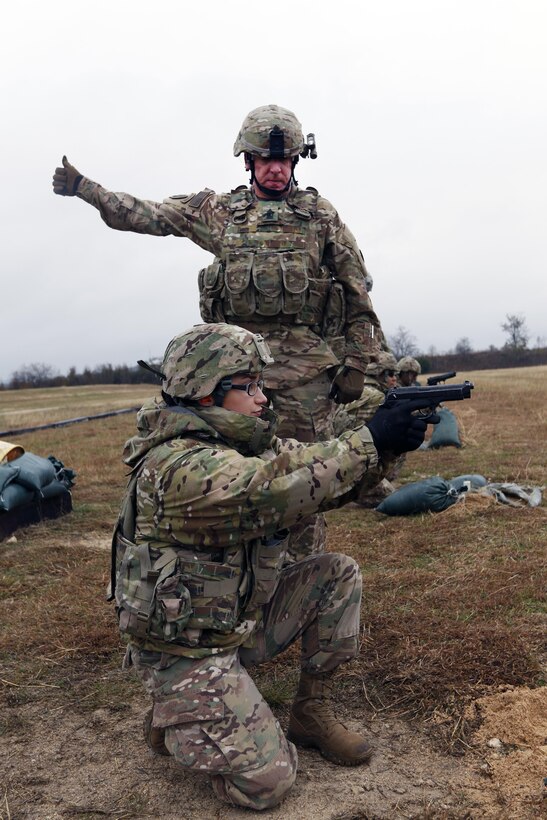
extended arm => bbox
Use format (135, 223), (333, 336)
(134, 394), (437, 549)
(136, 425), (382, 549)
(52, 156), (223, 251)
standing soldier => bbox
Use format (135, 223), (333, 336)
(111, 322), (436, 810)
(53, 104), (383, 560)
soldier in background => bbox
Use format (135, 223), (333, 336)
(397, 356), (422, 386)
(53, 104), (383, 562)
(112, 322), (435, 810)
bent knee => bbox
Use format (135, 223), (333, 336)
(211, 739), (298, 810)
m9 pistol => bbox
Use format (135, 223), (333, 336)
(383, 381), (474, 420)
(426, 371), (457, 385)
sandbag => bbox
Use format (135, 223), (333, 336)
(449, 474), (488, 492)
(0, 453), (76, 512)
(376, 476), (460, 516)
(0, 463), (20, 495)
(0, 483), (35, 512)
(42, 479), (73, 499)
(11, 453), (56, 489)
(424, 407), (461, 449)
(0, 462), (39, 510)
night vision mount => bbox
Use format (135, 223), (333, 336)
(301, 133), (317, 159)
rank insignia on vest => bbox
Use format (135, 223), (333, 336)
(258, 208), (279, 226)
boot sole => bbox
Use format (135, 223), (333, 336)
(286, 730), (373, 766)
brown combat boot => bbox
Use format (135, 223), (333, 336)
(143, 708), (170, 756)
(287, 671), (373, 766)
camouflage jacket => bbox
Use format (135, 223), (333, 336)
(76, 178), (381, 388)
(116, 398), (382, 658)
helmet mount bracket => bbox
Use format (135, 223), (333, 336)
(268, 126), (285, 159)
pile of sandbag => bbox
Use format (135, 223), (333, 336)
(376, 474), (542, 516)
(0, 440), (76, 540)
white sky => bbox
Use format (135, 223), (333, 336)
(1, 0), (545, 381)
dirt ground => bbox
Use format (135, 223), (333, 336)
(1, 679), (546, 819)
(0, 500), (547, 820)
(1, 536), (545, 820)
(1, 370), (546, 819)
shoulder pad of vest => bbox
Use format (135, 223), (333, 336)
(288, 186), (318, 217)
(168, 188), (214, 208)
(305, 186), (319, 194)
(291, 187), (317, 203)
(229, 186), (253, 210)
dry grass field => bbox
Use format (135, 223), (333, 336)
(0, 368), (545, 819)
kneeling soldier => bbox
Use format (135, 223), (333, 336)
(111, 323), (435, 810)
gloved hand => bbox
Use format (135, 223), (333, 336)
(366, 399), (440, 455)
(52, 155), (83, 196)
(329, 367), (365, 404)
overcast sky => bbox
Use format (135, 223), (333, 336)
(1, 0), (545, 382)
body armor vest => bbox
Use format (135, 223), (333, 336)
(110, 450), (288, 650)
(199, 186), (336, 332)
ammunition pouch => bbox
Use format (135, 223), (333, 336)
(114, 537), (244, 641)
(247, 529), (289, 607)
(198, 186), (336, 331)
(199, 252), (337, 332)
(198, 260), (225, 323)
(115, 537), (191, 642)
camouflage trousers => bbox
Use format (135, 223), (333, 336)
(129, 552), (362, 811)
(266, 371), (335, 564)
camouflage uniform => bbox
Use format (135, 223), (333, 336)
(74, 179), (380, 423)
(128, 551), (361, 810)
(73, 106), (382, 562)
(112, 325), (386, 809)
(334, 352), (404, 506)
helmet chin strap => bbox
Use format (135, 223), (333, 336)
(248, 157), (298, 199)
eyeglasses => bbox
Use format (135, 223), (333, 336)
(228, 378), (265, 396)
(384, 370), (398, 378)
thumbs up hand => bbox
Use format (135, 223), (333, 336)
(52, 155), (83, 196)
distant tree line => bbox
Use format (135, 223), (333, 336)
(418, 346), (547, 374)
(1, 361), (161, 391)
(389, 313), (547, 373)
(2, 314), (545, 390)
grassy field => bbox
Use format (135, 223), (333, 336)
(0, 369), (545, 816)
(0, 384), (153, 433)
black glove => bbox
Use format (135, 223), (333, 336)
(52, 155), (83, 196)
(329, 367), (365, 404)
(367, 399), (440, 455)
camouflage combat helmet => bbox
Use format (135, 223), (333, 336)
(161, 323), (274, 401)
(234, 104), (313, 159)
(397, 356), (422, 375)
(365, 352), (399, 378)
